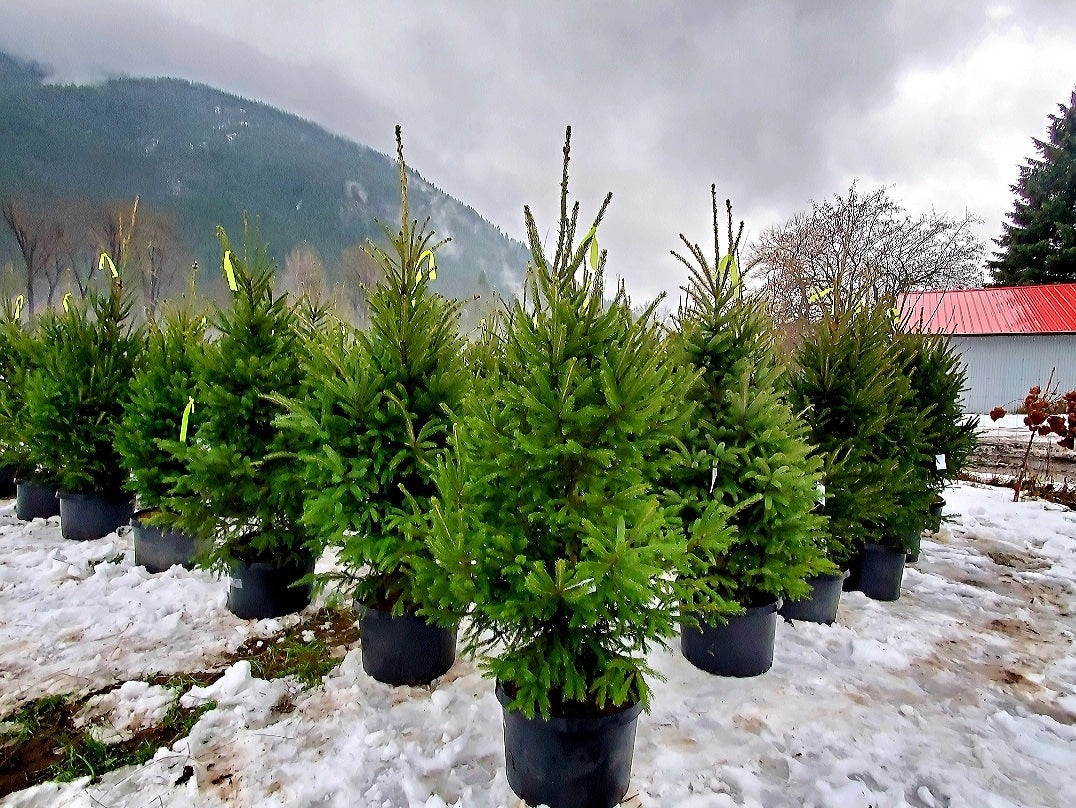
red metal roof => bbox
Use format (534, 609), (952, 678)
(898, 284), (1076, 336)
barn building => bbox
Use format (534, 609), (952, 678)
(899, 284), (1076, 413)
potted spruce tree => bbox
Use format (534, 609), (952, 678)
(166, 228), (318, 619)
(0, 296), (37, 503)
(899, 331), (978, 550)
(788, 302), (916, 602)
(421, 129), (698, 808)
(21, 265), (142, 540)
(870, 344), (932, 595)
(277, 127), (467, 685)
(116, 306), (206, 572)
(1, 300), (63, 519)
(669, 189), (833, 665)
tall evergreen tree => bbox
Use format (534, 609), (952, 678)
(670, 188), (832, 615)
(788, 304), (916, 565)
(22, 261), (142, 497)
(0, 296), (38, 482)
(276, 127), (468, 612)
(166, 226), (314, 572)
(422, 128), (699, 719)
(116, 305), (207, 517)
(990, 88), (1076, 285)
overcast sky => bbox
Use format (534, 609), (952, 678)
(2, 1), (1074, 302)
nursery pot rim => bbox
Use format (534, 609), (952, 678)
(697, 596), (782, 629)
(131, 506), (182, 526)
(14, 477), (58, 490)
(58, 489), (133, 504)
(355, 599), (457, 625)
(495, 682), (644, 727)
(820, 569), (852, 582)
(863, 541), (908, 555)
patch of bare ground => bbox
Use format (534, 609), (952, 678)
(966, 430), (1076, 507)
(0, 607), (359, 797)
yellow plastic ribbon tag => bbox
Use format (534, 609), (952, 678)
(99, 253), (119, 279)
(586, 226), (599, 270)
(12, 295), (23, 320)
(62, 292), (73, 312)
(808, 287), (833, 305)
(419, 249), (436, 281)
(719, 254), (741, 297)
(223, 251), (239, 292)
(179, 396), (195, 443)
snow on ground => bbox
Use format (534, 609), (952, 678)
(2, 482), (1075, 807)
(973, 413), (1033, 438)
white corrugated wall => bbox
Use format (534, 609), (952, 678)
(949, 334), (1076, 412)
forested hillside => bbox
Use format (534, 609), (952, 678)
(0, 52), (526, 309)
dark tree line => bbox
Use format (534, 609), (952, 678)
(990, 88), (1076, 286)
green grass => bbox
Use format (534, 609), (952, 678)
(247, 633), (340, 688)
(50, 698), (216, 783)
(1, 694), (68, 751)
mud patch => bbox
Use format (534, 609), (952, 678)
(986, 550), (1051, 572)
(987, 618), (1040, 639)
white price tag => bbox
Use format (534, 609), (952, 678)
(816, 483), (826, 507)
(935, 454), (947, 471)
(710, 467), (718, 493)
(230, 578), (243, 590)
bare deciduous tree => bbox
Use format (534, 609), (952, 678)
(278, 243), (328, 303)
(139, 210), (178, 316)
(2, 201), (61, 315)
(751, 184), (984, 323)
(337, 242), (384, 327)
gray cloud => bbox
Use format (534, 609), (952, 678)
(2, 0), (1074, 301)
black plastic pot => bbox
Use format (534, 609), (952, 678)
(131, 510), (197, 572)
(357, 604), (456, 685)
(859, 543), (905, 601)
(928, 496), (946, 532)
(780, 571), (849, 625)
(0, 465), (15, 497)
(15, 480), (61, 521)
(905, 527), (923, 563)
(681, 599), (781, 677)
(497, 684), (643, 808)
(227, 556), (314, 619)
(843, 550), (863, 592)
(58, 491), (134, 541)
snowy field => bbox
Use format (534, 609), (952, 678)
(1, 481), (1075, 807)
(974, 413), (1035, 438)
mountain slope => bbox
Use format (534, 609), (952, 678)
(0, 53), (527, 300)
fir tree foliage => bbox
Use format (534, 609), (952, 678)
(900, 332), (977, 494)
(276, 126), (467, 611)
(167, 224), (314, 571)
(115, 304), (207, 515)
(0, 296), (39, 479)
(670, 187), (833, 614)
(990, 88), (1076, 285)
(422, 128), (698, 719)
(875, 331), (935, 543)
(788, 303), (917, 564)
(21, 248), (142, 496)
(887, 329), (977, 533)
